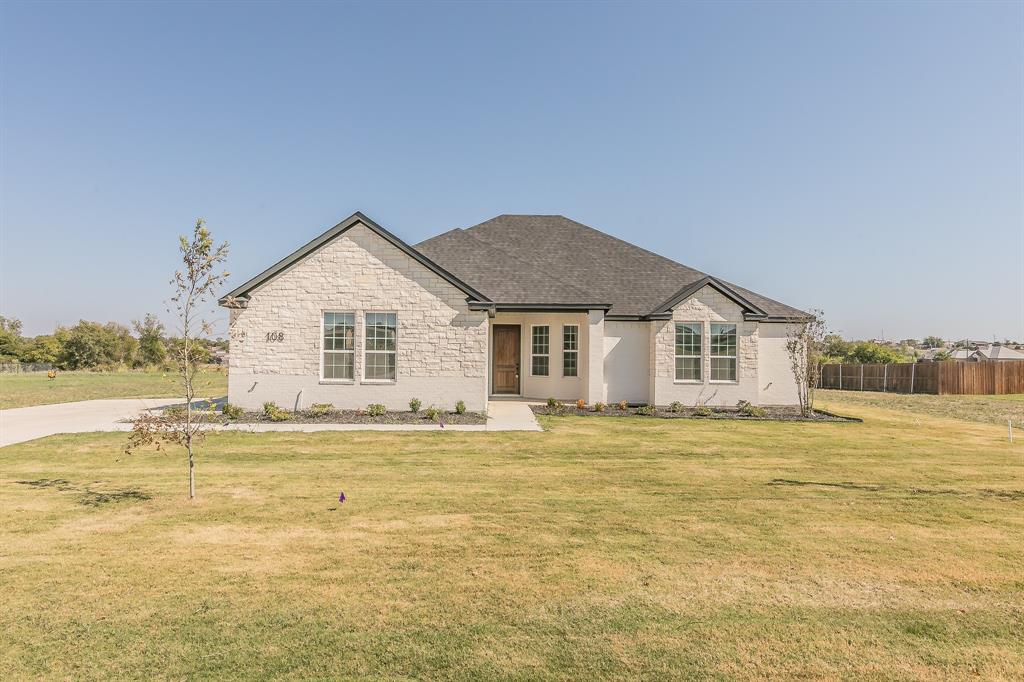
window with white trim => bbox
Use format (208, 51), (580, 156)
(674, 322), (702, 382)
(531, 325), (549, 376)
(562, 325), (578, 377)
(364, 312), (396, 381)
(322, 312), (355, 381)
(710, 323), (737, 382)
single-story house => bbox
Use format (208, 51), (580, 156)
(950, 344), (1024, 362)
(219, 212), (809, 411)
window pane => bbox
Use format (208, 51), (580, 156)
(675, 323), (701, 356)
(563, 351), (577, 377)
(324, 312), (354, 351)
(532, 326), (549, 354)
(675, 356), (701, 382)
(323, 313), (355, 380)
(710, 324), (736, 356)
(710, 357), (737, 381)
(562, 325), (578, 351)
(532, 355), (549, 376)
(324, 352), (353, 380)
(365, 313), (397, 352)
(365, 352), (396, 380)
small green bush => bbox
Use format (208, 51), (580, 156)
(737, 400), (767, 418)
(694, 405), (713, 417)
(262, 401), (292, 422)
(546, 397), (559, 408)
(366, 403), (387, 417)
(455, 400), (466, 414)
(636, 404), (656, 416)
(222, 403), (243, 420)
(307, 402), (333, 417)
(163, 405), (186, 418)
(593, 402), (606, 413)
(424, 405), (442, 421)
(669, 401), (683, 413)
(409, 397), (422, 413)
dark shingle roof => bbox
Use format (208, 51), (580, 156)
(417, 215), (807, 319)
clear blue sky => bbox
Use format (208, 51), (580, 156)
(2, 1), (1021, 341)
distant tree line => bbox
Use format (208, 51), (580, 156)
(820, 335), (953, 364)
(0, 314), (227, 369)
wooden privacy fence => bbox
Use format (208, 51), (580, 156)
(819, 360), (1024, 395)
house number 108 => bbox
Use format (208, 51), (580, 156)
(266, 331), (285, 342)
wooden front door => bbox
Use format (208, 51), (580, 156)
(492, 325), (521, 394)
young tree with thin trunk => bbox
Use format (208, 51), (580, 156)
(126, 219), (228, 499)
(785, 309), (828, 417)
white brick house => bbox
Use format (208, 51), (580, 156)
(220, 212), (808, 411)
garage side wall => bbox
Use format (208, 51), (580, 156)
(227, 223), (488, 411)
(756, 322), (801, 405)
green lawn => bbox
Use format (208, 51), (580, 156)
(0, 367), (227, 409)
(1, 400), (1021, 679)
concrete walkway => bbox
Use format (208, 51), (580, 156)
(0, 397), (541, 447)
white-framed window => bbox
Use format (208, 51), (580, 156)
(364, 312), (396, 381)
(322, 312), (355, 381)
(562, 324), (578, 377)
(675, 322), (702, 382)
(710, 323), (737, 382)
(531, 325), (549, 376)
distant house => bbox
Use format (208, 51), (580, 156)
(950, 344), (1024, 362)
(219, 211), (810, 411)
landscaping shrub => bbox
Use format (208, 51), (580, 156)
(694, 405), (712, 417)
(636, 404), (656, 416)
(424, 405), (442, 421)
(455, 400), (466, 414)
(737, 400), (767, 418)
(409, 397), (422, 413)
(263, 401), (292, 422)
(163, 405), (186, 418)
(546, 397), (559, 408)
(593, 402), (606, 413)
(575, 399), (586, 410)
(221, 403), (243, 420)
(366, 403), (387, 417)
(617, 400), (628, 411)
(669, 401), (683, 413)
(307, 403), (333, 417)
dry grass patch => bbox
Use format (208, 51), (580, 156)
(817, 388), (1024, 426)
(0, 398), (1021, 679)
(0, 367), (226, 409)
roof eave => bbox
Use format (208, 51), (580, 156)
(468, 301), (613, 313)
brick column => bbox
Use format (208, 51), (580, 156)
(585, 309), (605, 404)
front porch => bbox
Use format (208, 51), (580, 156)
(486, 310), (605, 403)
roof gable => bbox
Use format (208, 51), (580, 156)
(219, 212), (489, 306)
(649, 276), (769, 319)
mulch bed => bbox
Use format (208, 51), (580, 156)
(182, 409), (487, 426)
(530, 405), (859, 422)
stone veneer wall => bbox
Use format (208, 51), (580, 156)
(227, 223), (488, 411)
(649, 286), (761, 407)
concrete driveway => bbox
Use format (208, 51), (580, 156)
(0, 398), (541, 447)
(0, 398), (181, 448)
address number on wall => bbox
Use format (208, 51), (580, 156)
(266, 331), (285, 342)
